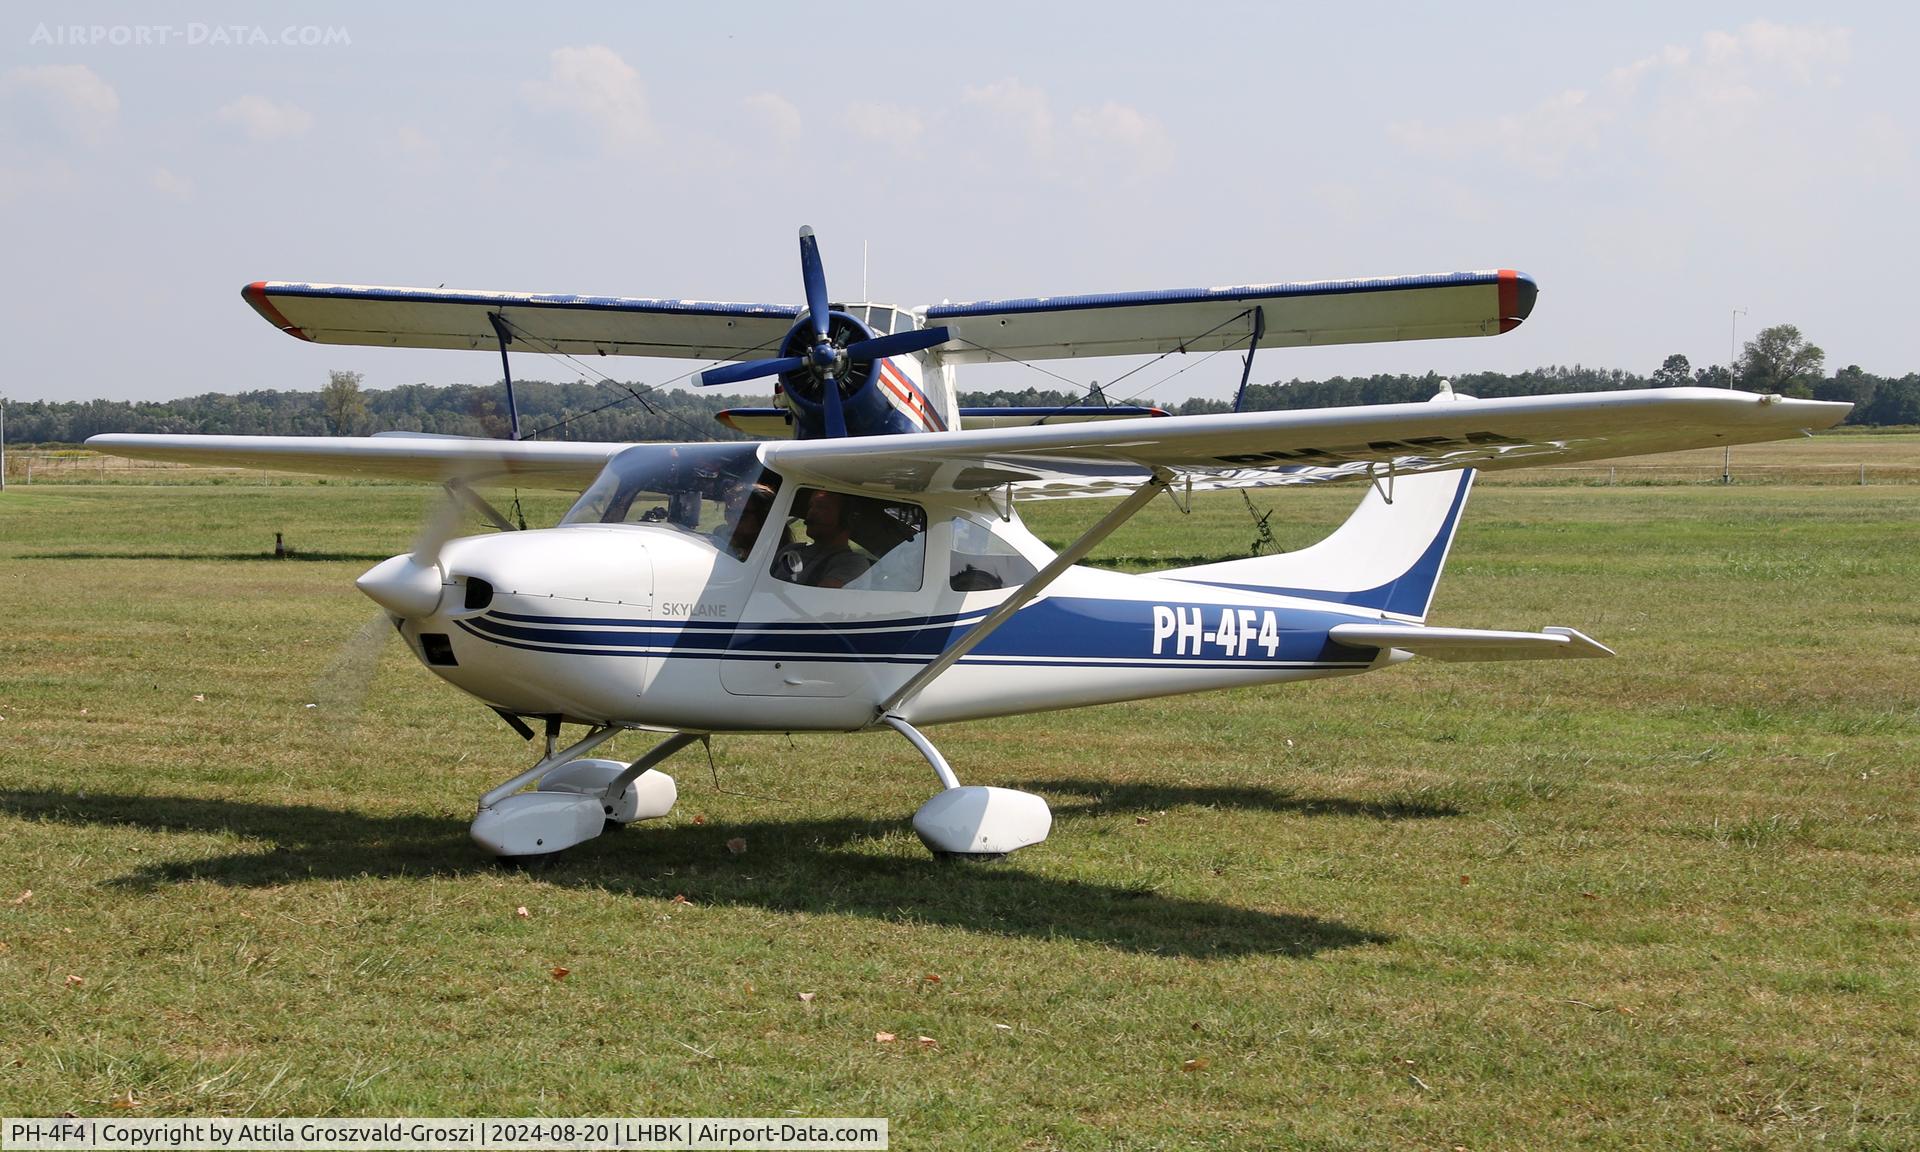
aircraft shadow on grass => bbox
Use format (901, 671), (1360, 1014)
(0, 787), (1409, 960)
(1013, 778), (1461, 822)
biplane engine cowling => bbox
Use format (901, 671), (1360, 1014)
(774, 310), (922, 440)
(693, 226), (950, 438)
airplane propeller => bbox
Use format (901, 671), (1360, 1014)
(694, 226), (950, 437)
(310, 478), (483, 734)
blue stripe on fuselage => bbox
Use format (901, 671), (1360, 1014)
(453, 596), (1378, 668)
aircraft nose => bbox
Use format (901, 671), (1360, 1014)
(356, 553), (446, 618)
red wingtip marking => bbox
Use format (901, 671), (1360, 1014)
(1496, 269), (1520, 334)
(242, 281), (312, 341)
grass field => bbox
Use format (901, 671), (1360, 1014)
(1, 448), (1916, 1148)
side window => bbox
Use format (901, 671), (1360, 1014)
(771, 488), (926, 591)
(950, 516), (1039, 591)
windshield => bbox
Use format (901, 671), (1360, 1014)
(561, 443), (781, 560)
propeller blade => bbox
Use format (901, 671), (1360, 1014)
(821, 374), (848, 438)
(410, 480), (473, 569)
(307, 609), (398, 740)
(798, 225), (831, 341)
(695, 355), (807, 388)
(844, 325), (951, 362)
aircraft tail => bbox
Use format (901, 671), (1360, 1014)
(1153, 466), (1475, 623)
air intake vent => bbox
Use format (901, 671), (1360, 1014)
(463, 577), (495, 612)
(419, 633), (458, 666)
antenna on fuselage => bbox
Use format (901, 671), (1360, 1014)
(862, 239), (869, 301)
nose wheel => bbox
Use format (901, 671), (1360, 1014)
(470, 728), (697, 860)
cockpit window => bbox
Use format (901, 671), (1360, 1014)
(561, 443), (782, 560)
(770, 487), (926, 591)
(950, 515), (1039, 591)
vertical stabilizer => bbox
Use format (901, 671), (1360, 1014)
(1152, 468), (1474, 621)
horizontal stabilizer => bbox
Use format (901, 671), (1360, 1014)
(1329, 623), (1614, 662)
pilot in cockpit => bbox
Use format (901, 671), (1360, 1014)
(780, 490), (871, 588)
(715, 481), (778, 561)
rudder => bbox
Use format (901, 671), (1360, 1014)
(1152, 467), (1475, 622)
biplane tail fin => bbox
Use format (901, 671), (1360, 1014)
(1152, 465), (1475, 623)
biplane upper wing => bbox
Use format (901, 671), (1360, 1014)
(246, 268), (1529, 366)
(925, 270), (1535, 364)
(759, 388), (1851, 498)
(242, 282), (800, 361)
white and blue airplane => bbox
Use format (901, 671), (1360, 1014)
(91, 228), (1849, 861)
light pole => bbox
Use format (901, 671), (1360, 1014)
(1724, 306), (1747, 484)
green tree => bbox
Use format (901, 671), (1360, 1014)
(322, 370), (369, 435)
(1738, 325), (1825, 399)
(1652, 353), (1692, 387)
(1816, 364), (1879, 414)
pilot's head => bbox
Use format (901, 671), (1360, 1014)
(804, 490), (850, 546)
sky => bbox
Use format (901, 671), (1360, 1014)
(2, 2), (1914, 407)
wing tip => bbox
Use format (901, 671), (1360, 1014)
(241, 281), (313, 341)
(1497, 270), (1538, 334)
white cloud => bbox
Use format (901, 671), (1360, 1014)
(149, 167), (193, 201)
(1070, 101), (1173, 175)
(1390, 21), (1852, 180)
(844, 101), (924, 152)
(218, 95), (313, 142)
(523, 45), (651, 152)
(743, 91), (802, 147)
(960, 80), (1172, 181)
(963, 78), (1054, 157)
(2, 64), (119, 138)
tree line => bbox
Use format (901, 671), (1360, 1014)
(7, 325), (1915, 445)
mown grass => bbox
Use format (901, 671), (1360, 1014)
(0, 469), (1915, 1149)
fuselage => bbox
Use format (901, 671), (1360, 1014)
(381, 453), (1402, 733)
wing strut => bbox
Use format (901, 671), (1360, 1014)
(487, 312), (522, 441)
(1231, 306), (1265, 413)
(877, 469), (1174, 719)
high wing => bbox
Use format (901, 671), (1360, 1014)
(243, 282), (799, 361)
(759, 388), (1850, 498)
(88, 389), (1849, 497)
(84, 432), (625, 489)
(926, 270), (1534, 364)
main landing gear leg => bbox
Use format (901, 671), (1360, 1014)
(882, 716), (1051, 858)
(470, 727), (691, 860)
